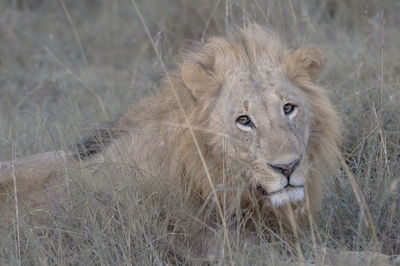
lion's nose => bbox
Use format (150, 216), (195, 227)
(268, 158), (301, 179)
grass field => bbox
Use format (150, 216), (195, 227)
(0, 0), (399, 264)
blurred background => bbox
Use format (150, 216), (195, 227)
(0, 0), (399, 263)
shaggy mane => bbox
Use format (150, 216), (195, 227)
(113, 24), (341, 212)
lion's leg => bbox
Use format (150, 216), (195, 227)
(0, 150), (73, 197)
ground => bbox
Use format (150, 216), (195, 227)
(0, 0), (399, 264)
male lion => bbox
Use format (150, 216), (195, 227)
(0, 25), (340, 237)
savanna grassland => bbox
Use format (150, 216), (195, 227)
(0, 0), (399, 265)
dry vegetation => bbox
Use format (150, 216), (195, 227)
(0, 0), (399, 265)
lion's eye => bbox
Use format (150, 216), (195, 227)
(237, 115), (250, 124)
(236, 115), (254, 131)
(283, 103), (297, 115)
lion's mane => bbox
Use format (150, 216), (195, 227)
(109, 25), (341, 222)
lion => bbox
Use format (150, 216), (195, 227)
(0, 25), (341, 238)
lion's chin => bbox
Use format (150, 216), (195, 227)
(268, 187), (304, 207)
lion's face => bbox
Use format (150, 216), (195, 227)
(210, 64), (312, 207)
(181, 26), (335, 210)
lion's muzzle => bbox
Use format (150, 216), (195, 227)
(255, 155), (305, 207)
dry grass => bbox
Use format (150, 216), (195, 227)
(0, 0), (399, 265)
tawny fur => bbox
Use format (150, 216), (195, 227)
(0, 25), (341, 237)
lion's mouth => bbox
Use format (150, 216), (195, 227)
(256, 184), (305, 207)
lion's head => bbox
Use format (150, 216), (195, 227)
(178, 25), (340, 212)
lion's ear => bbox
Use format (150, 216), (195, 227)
(285, 46), (324, 82)
(181, 61), (214, 100)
